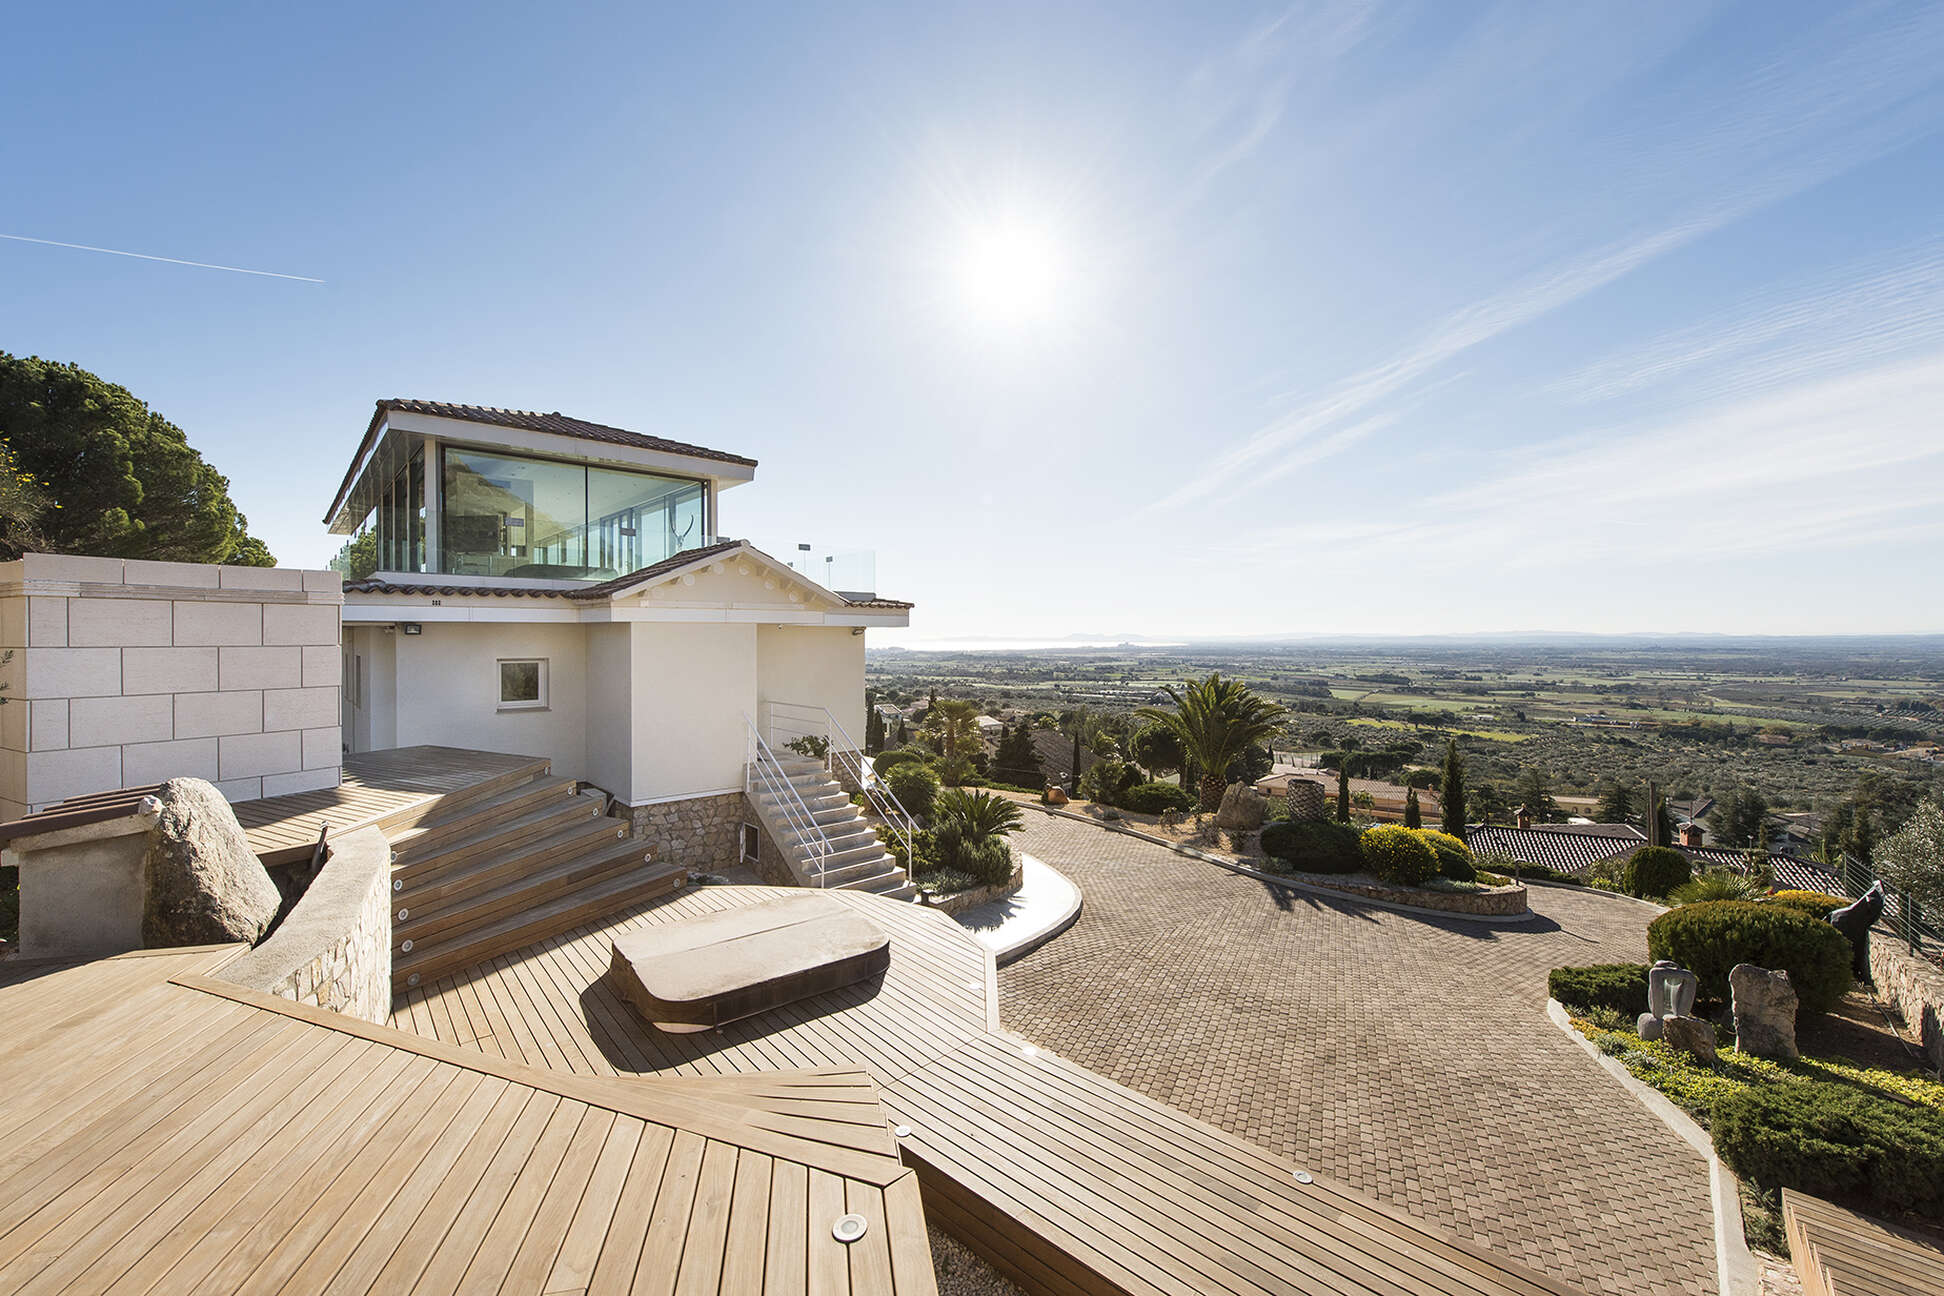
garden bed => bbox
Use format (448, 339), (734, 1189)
(920, 860), (1025, 915)
(1271, 868), (1530, 917)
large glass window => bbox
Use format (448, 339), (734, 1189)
(371, 449), (425, 573)
(439, 447), (707, 579)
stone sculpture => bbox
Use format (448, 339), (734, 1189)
(1636, 959), (1699, 1040)
(143, 778), (282, 947)
(1828, 882), (1885, 979)
(1729, 963), (1799, 1060)
(1215, 782), (1267, 831)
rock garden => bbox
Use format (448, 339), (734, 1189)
(1549, 880), (1944, 1249)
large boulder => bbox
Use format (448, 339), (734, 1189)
(142, 779), (281, 947)
(1730, 963), (1800, 1060)
(1215, 782), (1267, 831)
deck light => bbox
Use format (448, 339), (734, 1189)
(893, 1125), (912, 1139)
(1293, 1171), (1313, 1185)
(832, 1214), (869, 1243)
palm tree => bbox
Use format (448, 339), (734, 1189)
(1136, 673), (1286, 812)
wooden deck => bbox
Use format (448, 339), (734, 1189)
(235, 746), (550, 866)
(1783, 1188), (1944, 1296)
(396, 885), (1587, 1296)
(0, 944), (936, 1295)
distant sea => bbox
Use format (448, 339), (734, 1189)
(879, 639), (1186, 652)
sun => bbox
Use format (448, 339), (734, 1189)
(955, 219), (1063, 326)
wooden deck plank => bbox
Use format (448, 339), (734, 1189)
(720, 1150), (775, 1296)
(670, 1140), (740, 1296)
(547, 1115), (650, 1295)
(499, 1107), (619, 1294)
(425, 1098), (587, 1296)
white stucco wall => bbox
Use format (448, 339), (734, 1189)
(384, 622), (589, 778)
(756, 624), (867, 744)
(626, 622), (757, 803)
(583, 623), (633, 801)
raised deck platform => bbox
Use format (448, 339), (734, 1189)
(395, 885), (1586, 1296)
(234, 746), (550, 867)
(1783, 1188), (1944, 1296)
(0, 945), (934, 1294)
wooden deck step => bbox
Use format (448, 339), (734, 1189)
(393, 861), (687, 992)
(369, 756), (553, 835)
(395, 835), (654, 950)
(388, 776), (580, 861)
(391, 792), (611, 889)
(1783, 1188), (1944, 1296)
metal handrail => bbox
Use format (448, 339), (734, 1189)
(744, 715), (835, 886)
(764, 700), (917, 866)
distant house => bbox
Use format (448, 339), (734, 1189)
(1467, 821), (1843, 893)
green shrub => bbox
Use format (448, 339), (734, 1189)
(1647, 900), (1852, 1015)
(1360, 825), (1438, 886)
(1712, 1082), (1944, 1220)
(1121, 781), (1195, 815)
(1415, 829), (1475, 882)
(933, 786), (1024, 843)
(873, 747), (926, 773)
(1078, 758), (1140, 807)
(1259, 819), (1362, 874)
(885, 762), (940, 822)
(1623, 846), (1692, 899)
(1549, 963), (1650, 1016)
(928, 821), (1015, 886)
(1768, 890), (1851, 918)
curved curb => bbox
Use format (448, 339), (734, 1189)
(1545, 999), (1760, 1296)
(1521, 875), (1670, 915)
(1017, 800), (1538, 927)
(955, 854), (1084, 966)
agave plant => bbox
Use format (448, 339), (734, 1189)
(1668, 869), (1763, 905)
(932, 787), (1024, 845)
(1136, 673), (1286, 812)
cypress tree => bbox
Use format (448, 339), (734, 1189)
(1404, 785), (1422, 829)
(1336, 765), (1350, 822)
(1439, 738), (1467, 840)
(865, 706), (885, 755)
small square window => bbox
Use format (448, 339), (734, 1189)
(498, 658), (548, 710)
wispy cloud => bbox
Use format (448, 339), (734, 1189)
(1149, 4), (1944, 516)
(0, 233), (323, 283)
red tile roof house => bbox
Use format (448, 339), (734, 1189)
(326, 400), (915, 895)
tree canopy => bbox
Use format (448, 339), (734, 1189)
(1136, 673), (1285, 812)
(0, 353), (274, 564)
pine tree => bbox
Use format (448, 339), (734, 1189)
(993, 723), (1044, 788)
(1404, 785), (1422, 829)
(1439, 739), (1467, 839)
(1594, 782), (1635, 825)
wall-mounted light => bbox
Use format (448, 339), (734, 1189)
(401, 623), (422, 635)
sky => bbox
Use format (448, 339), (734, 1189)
(5, 1), (1943, 643)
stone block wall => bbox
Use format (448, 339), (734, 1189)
(218, 825), (392, 1024)
(1869, 927), (1944, 1073)
(623, 791), (747, 874)
(0, 553), (343, 818)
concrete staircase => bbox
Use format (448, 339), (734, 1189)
(388, 758), (686, 993)
(746, 754), (917, 900)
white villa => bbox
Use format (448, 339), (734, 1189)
(325, 399), (911, 867)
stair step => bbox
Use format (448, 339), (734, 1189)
(395, 836), (653, 949)
(393, 861), (686, 992)
(834, 869), (918, 900)
(389, 777), (580, 860)
(394, 810), (630, 914)
(373, 757), (553, 835)
(814, 853), (898, 886)
(392, 793), (609, 887)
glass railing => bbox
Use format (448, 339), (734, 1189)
(781, 547), (876, 598)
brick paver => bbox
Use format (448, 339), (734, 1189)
(1000, 814), (1718, 1296)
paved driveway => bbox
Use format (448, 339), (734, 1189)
(1000, 813), (1717, 1296)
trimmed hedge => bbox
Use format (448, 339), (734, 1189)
(1360, 825), (1438, 886)
(1260, 819), (1362, 874)
(1416, 829), (1476, 882)
(1647, 900), (1852, 1015)
(1712, 1081), (1944, 1221)
(1549, 963), (1650, 1017)
(873, 747), (927, 773)
(1768, 890), (1852, 918)
(1121, 781), (1196, 815)
(1623, 846), (1692, 899)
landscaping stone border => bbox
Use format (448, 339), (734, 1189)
(1016, 800), (1538, 926)
(1546, 999), (1761, 1296)
(923, 862), (1024, 916)
(218, 824), (390, 1024)
(1868, 926), (1944, 1073)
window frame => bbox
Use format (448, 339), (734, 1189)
(496, 657), (550, 712)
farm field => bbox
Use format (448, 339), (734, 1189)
(868, 636), (1944, 823)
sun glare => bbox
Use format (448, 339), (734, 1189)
(956, 220), (1063, 326)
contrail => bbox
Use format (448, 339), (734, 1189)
(0, 232), (323, 283)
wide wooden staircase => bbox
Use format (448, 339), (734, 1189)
(386, 757), (685, 993)
(748, 753), (918, 900)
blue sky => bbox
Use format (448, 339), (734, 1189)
(5, 2), (1943, 641)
